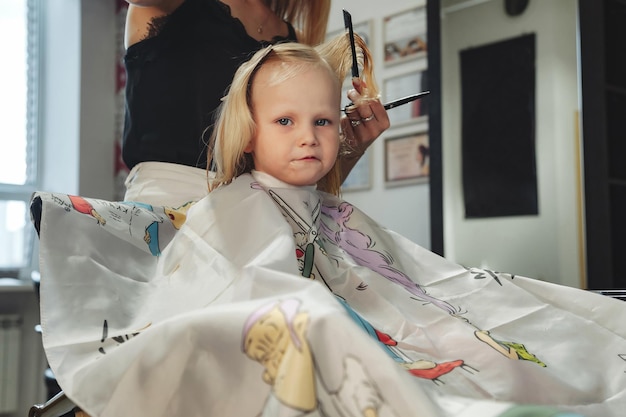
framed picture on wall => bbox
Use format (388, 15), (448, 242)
(341, 149), (372, 192)
(384, 70), (429, 127)
(384, 131), (429, 187)
(326, 19), (373, 46)
(383, 6), (427, 66)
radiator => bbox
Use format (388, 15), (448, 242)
(0, 314), (21, 413)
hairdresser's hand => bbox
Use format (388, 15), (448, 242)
(342, 79), (390, 154)
(340, 79), (390, 182)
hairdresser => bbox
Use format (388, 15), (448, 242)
(122, 0), (390, 207)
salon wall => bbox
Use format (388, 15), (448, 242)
(40, 0), (116, 199)
(7, 1), (118, 415)
(328, 0), (432, 249)
(440, 0), (582, 287)
(331, 0), (583, 288)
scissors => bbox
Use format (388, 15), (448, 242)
(342, 9), (430, 113)
(268, 190), (321, 278)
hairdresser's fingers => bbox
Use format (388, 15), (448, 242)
(347, 88), (390, 125)
(345, 95), (390, 151)
(360, 98), (389, 127)
(341, 114), (385, 154)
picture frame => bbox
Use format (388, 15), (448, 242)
(326, 19), (373, 46)
(350, 20), (373, 47)
(384, 70), (429, 127)
(341, 149), (372, 192)
(384, 131), (430, 187)
(383, 6), (427, 66)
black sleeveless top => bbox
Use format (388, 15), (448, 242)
(122, 0), (298, 170)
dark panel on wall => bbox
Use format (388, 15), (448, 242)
(610, 184), (626, 285)
(578, 0), (611, 289)
(427, 0), (443, 256)
(605, 0), (626, 90)
(580, 0), (626, 289)
(460, 33), (537, 218)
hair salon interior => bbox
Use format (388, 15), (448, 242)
(0, 0), (623, 415)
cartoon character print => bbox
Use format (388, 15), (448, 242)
(242, 298), (399, 416)
(320, 202), (458, 314)
(270, 184), (545, 372)
(98, 319), (151, 355)
(120, 201), (164, 256)
(120, 200), (194, 256)
(266, 189), (475, 384)
(50, 193), (182, 257)
(335, 295), (478, 384)
(164, 201), (195, 230)
(69, 195), (106, 225)
(269, 189), (321, 278)
(319, 200), (546, 368)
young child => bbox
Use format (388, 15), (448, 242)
(208, 34), (380, 196)
(31, 37), (624, 417)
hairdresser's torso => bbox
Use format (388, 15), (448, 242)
(122, 0), (296, 170)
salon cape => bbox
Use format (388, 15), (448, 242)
(33, 172), (626, 417)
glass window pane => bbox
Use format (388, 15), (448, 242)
(0, 0), (28, 185)
(0, 200), (29, 268)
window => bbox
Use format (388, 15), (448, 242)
(0, 0), (39, 276)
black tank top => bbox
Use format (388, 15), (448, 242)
(122, 0), (298, 170)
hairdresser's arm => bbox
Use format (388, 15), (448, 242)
(125, 1), (184, 47)
(340, 81), (390, 182)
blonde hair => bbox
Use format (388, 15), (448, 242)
(267, 0), (331, 46)
(208, 33), (378, 196)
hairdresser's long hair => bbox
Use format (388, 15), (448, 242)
(208, 33), (378, 196)
(267, 0), (331, 46)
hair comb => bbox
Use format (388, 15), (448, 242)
(343, 9), (360, 79)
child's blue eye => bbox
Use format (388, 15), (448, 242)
(277, 118), (292, 126)
(315, 119), (331, 126)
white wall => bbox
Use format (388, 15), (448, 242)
(39, 0), (81, 195)
(441, 0), (583, 287)
(78, 0), (117, 199)
(40, 0), (116, 199)
(328, 0), (432, 249)
(5, 2), (117, 415)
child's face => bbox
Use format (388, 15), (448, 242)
(245, 62), (341, 186)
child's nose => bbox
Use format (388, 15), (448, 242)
(299, 126), (319, 146)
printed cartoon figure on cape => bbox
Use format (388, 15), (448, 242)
(98, 320), (152, 355)
(261, 182), (546, 384)
(47, 193), (193, 256)
(243, 298), (399, 416)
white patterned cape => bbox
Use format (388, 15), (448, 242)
(32, 173), (626, 417)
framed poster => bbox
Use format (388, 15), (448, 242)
(341, 150), (372, 192)
(326, 19), (373, 46)
(383, 6), (427, 66)
(384, 70), (429, 126)
(384, 131), (429, 187)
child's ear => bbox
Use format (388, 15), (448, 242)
(244, 141), (254, 153)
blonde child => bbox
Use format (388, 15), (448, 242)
(208, 33), (379, 195)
